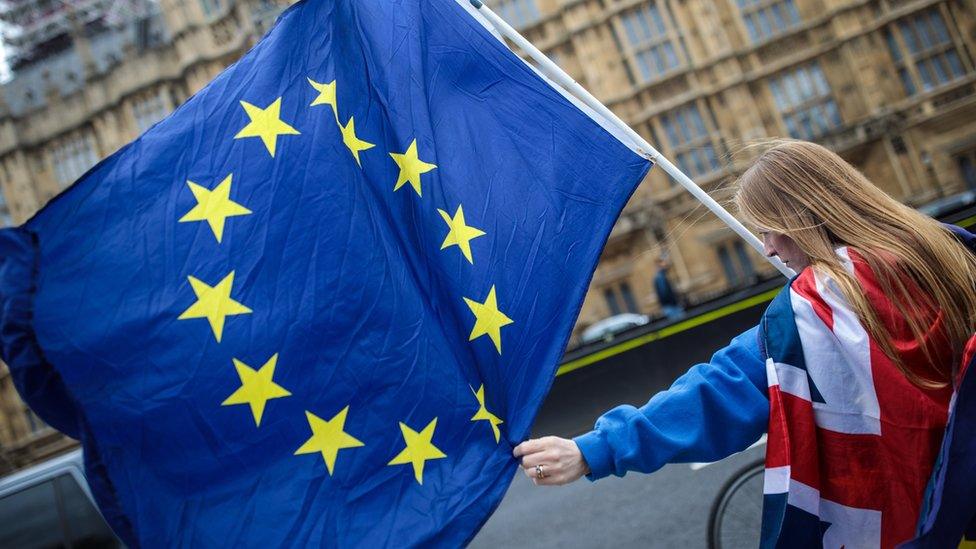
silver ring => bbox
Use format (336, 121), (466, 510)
(535, 464), (546, 479)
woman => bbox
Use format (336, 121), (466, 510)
(514, 140), (976, 547)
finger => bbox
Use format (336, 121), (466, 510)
(513, 438), (545, 458)
(512, 440), (528, 458)
(519, 451), (552, 469)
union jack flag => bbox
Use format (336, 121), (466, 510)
(758, 247), (956, 548)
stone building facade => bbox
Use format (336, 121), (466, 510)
(1, 0), (975, 469)
(525, 0), (976, 335)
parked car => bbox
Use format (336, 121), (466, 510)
(580, 313), (650, 344)
(0, 449), (123, 548)
(917, 190), (976, 217)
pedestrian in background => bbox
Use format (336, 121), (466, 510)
(653, 254), (684, 320)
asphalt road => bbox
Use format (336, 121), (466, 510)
(471, 443), (766, 548)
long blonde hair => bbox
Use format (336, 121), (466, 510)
(734, 139), (976, 388)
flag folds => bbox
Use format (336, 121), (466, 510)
(0, 0), (650, 545)
(759, 247), (956, 548)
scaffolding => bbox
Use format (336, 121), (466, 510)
(0, 0), (119, 71)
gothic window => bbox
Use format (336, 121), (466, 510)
(658, 103), (721, 179)
(492, 0), (541, 30)
(618, 3), (682, 83)
(199, 0), (223, 17)
(736, 0), (801, 43)
(604, 287), (621, 316)
(956, 150), (976, 190)
(51, 133), (99, 187)
(132, 91), (170, 133)
(603, 281), (640, 315)
(768, 62), (842, 140)
(618, 281), (640, 313)
(885, 9), (966, 96)
(717, 240), (755, 286)
(0, 188), (11, 228)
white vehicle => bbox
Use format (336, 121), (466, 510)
(580, 313), (650, 344)
(0, 449), (123, 548)
(917, 190), (975, 217)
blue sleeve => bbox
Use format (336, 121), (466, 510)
(573, 325), (768, 480)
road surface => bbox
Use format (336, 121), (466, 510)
(472, 425), (766, 547)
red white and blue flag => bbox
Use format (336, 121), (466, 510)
(758, 246), (960, 548)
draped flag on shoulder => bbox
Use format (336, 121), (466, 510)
(0, 0), (651, 546)
(758, 246), (958, 548)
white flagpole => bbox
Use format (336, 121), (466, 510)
(466, 0), (794, 278)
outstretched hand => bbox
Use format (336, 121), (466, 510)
(513, 436), (590, 486)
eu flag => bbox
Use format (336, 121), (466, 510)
(0, 0), (651, 545)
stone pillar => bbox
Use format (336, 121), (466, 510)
(68, 11), (98, 81)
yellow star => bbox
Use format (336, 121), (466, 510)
(438, 205), (485, 264)
(234, 97), (300, 158)
(221, 354), (291, 426)
(178, 174), (252, 243)
(470, 384), (504, 443)
(387, 418), (446, 485)
(295, 407), (365, 475)
(463, 285), (514, 354)
(390, 139), (437, 197)
(338, 116), (375, 166)
(307, 77), (338, 121)
(177, 271), (252, 342)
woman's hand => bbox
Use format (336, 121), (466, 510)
(513, 436), (590, 486)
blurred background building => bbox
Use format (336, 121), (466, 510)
(0, 0), (974, 470)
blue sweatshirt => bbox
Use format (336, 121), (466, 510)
(573, 326), (769, 479)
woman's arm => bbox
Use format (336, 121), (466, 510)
(514, 326), (769, 484)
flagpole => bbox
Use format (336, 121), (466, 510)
(466, 0), (794, 278)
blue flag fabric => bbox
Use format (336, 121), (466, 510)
(0, 0), (651, 545)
